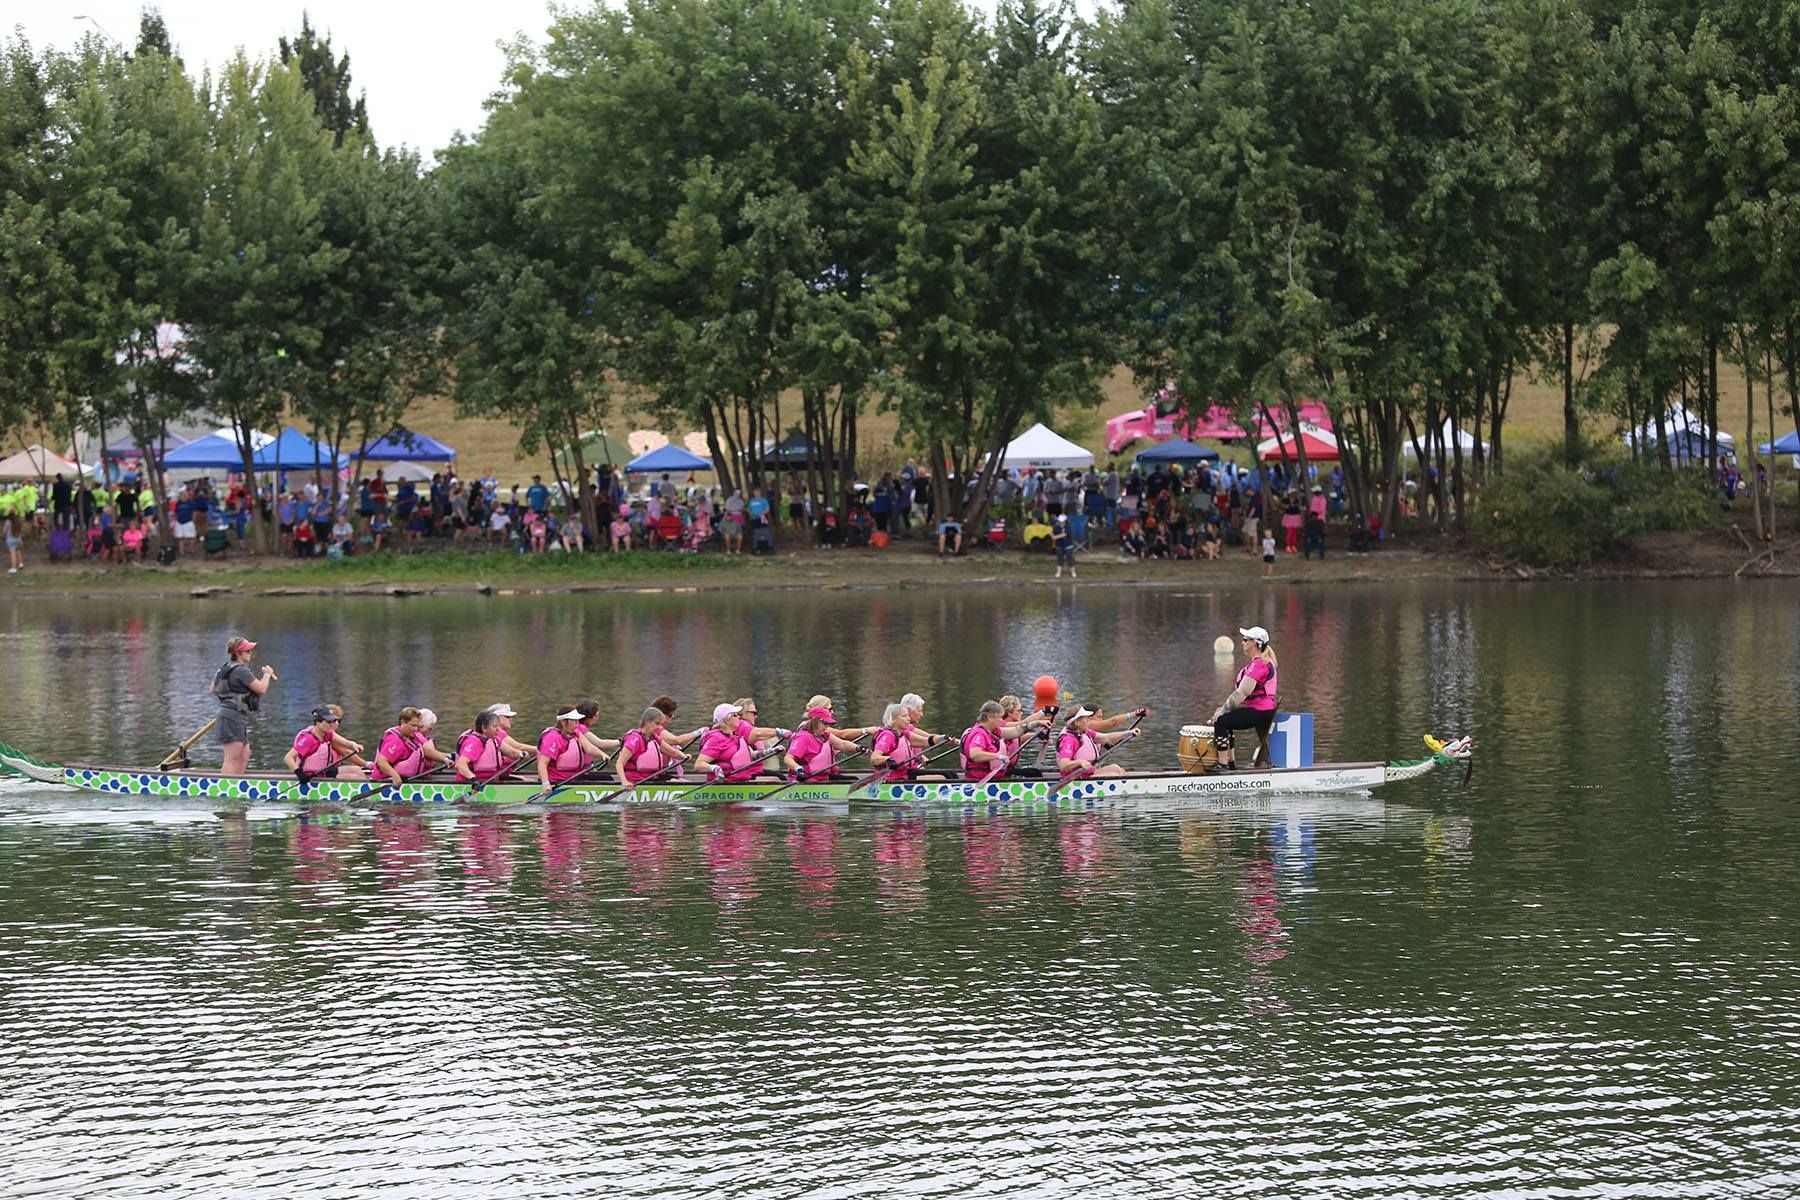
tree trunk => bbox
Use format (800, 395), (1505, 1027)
(1562, 319), (1578, 465)
(1706, 333), (1720, 472)
(1743, 332), (1763, 540)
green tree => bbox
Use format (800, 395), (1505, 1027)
(278, 12), (369, 146)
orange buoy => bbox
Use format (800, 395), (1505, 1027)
(1033, 675), (1059, 707)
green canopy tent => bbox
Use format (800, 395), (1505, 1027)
(556, 429), (633, 471)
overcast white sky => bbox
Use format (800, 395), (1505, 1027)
(6, 1), (548, 159)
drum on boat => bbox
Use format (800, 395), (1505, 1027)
(1177, 724), (1219, 773)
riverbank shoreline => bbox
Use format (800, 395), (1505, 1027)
(3, 524), (1794, 600)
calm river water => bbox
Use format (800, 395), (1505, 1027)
(1, 581), (1796, 1198)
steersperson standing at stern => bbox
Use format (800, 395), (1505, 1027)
(212, 635), (276, 776)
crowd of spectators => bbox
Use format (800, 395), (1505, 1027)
(1, 451), (1394, 572)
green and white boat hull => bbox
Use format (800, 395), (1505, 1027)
(0, 740), (1473, 810)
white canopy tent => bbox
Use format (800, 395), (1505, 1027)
(0, 446), (89, 481)
(1403, 418), (1488, 459)
(997, 422), (1095, 471)
(1626, 403), (1735, 453)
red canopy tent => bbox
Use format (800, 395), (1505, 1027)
(1257, 425), (1340, 462)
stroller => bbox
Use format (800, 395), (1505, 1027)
(750, 519), (775, 555)
(47, 527), (73, 562)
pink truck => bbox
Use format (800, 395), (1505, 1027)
(1105, 389), (1331, 455)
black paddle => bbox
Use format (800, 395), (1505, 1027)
(978, 724), (1053, 784)
(343, 759), (457, 806)
(457, 751), (539, 802)
(843, 730), (957, 797)
(271, 748), (357, 805)
(744, 732), (872, 806)
(522, 750), (619, 805)
(584, 747), (691, 806)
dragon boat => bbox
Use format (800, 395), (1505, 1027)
(0, 736), (1472, 811)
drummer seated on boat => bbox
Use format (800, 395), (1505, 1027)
(1057, 705), (1137, 778)
(1209, 626), (1278, 770)
(284, 706), (368, 781)
(618, 706), (686, 786)
(538, 708), (605, 787)
(694, 701), (789, 782)
(787, 707), (862, 781)
(375, 706), (451, 784)
(960, 701), (1013, 780)
(870, 699), (949, 781)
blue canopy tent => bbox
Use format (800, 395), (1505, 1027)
(1134, 437), (1221, 469)
(1756, 430), (1800, 455)
(162, 431), (264, 470)
(626, 443), (713, 473)
(357, 427), (457, 462)
(252, 427), (347, 471)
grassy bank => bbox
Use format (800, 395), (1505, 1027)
(4, 520), (1795, 600)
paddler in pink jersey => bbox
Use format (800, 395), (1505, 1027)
(649, 696), (707, 760)
(694, 701), (790, 782)
(537, 708), (605, 787)
(283, 706), (368, 781)
(959, 701), (1012, 780)
(616, 706), (688, 786)
(570, 698), (624, 762)
(803, 695), (873, 741)
(870, 698), (950, 781)
(996, 694), (1056, 774)
(785, 706), (865, 781)
(374, 706), (451, 784)
(1055, 705), (1139, 778)
(455, 709), (526, 783)
(1209, 625), (1279, 770)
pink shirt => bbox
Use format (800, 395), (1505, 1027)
(700, 728), (758, 780)
(292, 729), (333, 773)
(538, 728), (589, 783)
(1237, 659), (1278, 711)
(1058, 729), (1098, 766)
(962, 725), (1002, 780)
(378, 728), (428, 778)
(789, 729), (834, 779)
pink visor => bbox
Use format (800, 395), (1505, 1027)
(805, 707), (836, 725)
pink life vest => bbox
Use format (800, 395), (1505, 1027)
(457, 730), (505, 779)
(961, 724), (1003, 780)
(1058, 729), (1099, 767)
(379, 726), (430, 779)
(872, 725), (919, 781)
(292, 727), (334, 773)
(789, 729), (835, 779)
(1237, 658), (1278, 712)
(621, 729), (668, 783)
(702, 726), (760, 781)
(539, 726), (592, 783)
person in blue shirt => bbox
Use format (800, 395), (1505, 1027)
(526, 475), (550, 515)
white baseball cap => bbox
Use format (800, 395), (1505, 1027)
(1238, 626), (1270, 645)
(712, 702), (743, 723)
(556, 708), (584, 721)
(1068, 705), (1098, 721)
(485, 703), (518, 718)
